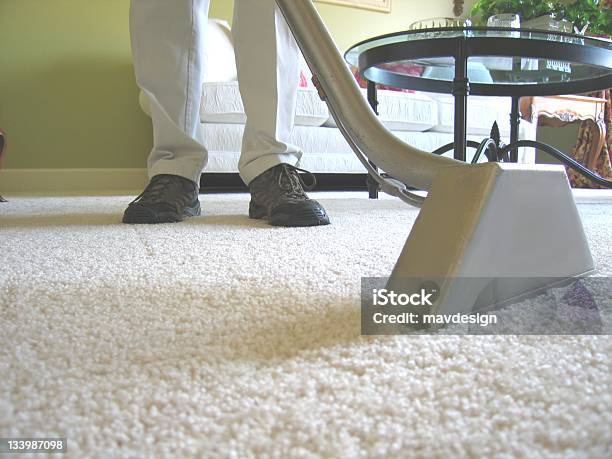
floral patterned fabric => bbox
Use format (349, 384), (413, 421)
(567, 90), (612, 188)
(351, 64), (424, 93)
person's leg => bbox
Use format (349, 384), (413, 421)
(124, 0), (210, 223)
(233, 0), (330, 226)
(232, 0), (301, 184)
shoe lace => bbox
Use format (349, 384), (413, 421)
(277, 164), (317, 197)
(130, 175), (176, 205)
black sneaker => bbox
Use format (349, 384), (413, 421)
(248, 164), (330, 227)
(122, 174), (200, 224)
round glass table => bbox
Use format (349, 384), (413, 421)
(345, 27), (612, 178)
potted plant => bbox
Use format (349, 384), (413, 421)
(470, 0), (611, 36)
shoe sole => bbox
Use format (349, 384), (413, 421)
(122, 200), (201, 224)
(249, 200), (330, 227)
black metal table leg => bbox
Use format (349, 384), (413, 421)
(453, 38), (469, 162)
(366, 80), (380, 199)
(509, 95), (521, 162)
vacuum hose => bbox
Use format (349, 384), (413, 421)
(275, 0), (463, 193)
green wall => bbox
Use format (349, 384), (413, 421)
(0, 0), (466, 170)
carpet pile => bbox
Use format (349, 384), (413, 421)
(1, 193), (610, 457)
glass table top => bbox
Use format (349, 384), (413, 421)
(345, 27), (612, 89)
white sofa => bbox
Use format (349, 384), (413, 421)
(139, 19), (537, 179)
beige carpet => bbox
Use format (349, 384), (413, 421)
(1, 192), (611, 458)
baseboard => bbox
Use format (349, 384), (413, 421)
(0, 169), (369, 194)
(199, 172), (369, 192)
(0, 168), (149, 194)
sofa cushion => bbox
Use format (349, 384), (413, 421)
(204, 19), (237, 82)
(200, 123), (536, 173)
(351, 63), (424, 93)
(421, 61), (493, 84)
(426, 93), (513, 135)
(200, 81), (329, 127)
(324, 89), (437, 132)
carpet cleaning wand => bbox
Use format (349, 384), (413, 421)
(276, 0), (595, 322)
